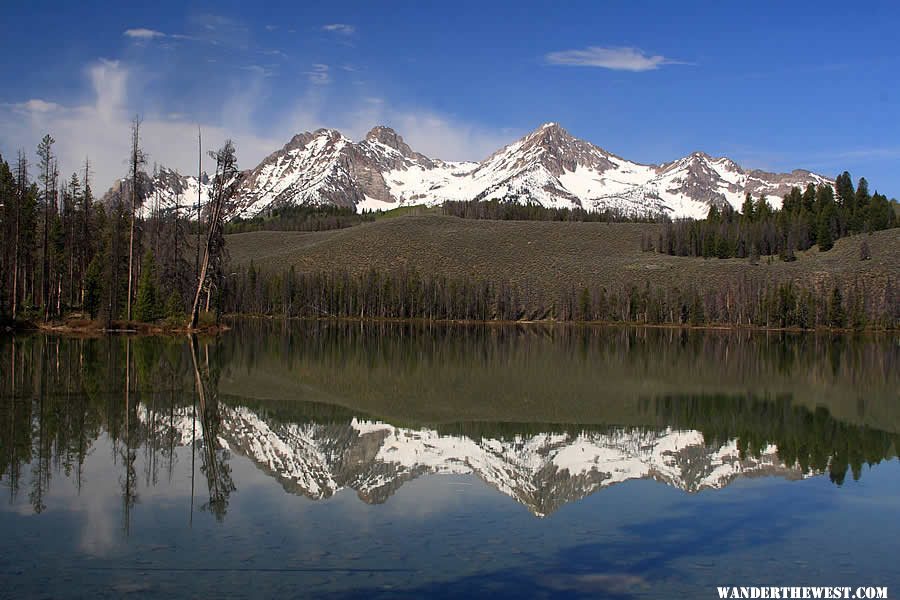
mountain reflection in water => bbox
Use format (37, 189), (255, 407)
(1, 322), (897, 522)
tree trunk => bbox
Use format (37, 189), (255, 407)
(11, 164), (20, 319)
(127, 179), (135, 321)
(196, 127), (202, 284)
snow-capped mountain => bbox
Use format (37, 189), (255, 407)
(227, 122), (828, 219)
(104, 123), (830, 220)
(150, 405), (805, 517)
(101, 166), (211, 219)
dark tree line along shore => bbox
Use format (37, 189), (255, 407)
(224, 265), (898, 329)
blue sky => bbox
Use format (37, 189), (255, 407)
(1, 0), (899, 195)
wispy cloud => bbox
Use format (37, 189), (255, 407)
(4, 99), (63, 113)
(306, 63), (330, 85)
(546, 46), (688, 72)
(124, 28), (167, 40)
(123, 27), (200, 43)
(195, 13), (238, 32)
(240, 65), (275, 78)
(322, 23), (356, 35)
(0, 58), (281, 195)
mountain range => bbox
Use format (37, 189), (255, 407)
(105, 123), (830, 220)
(151, 405), (806, 517)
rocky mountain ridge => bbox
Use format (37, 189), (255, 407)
(104, 123), (830, 220)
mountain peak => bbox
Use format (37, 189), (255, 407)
(530, 121), (570, 138)
(365, 125), (411, 152)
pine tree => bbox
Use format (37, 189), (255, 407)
(134, 250), (161, 322)
(83, 254), (103, 319)
(852, 178), (870, 233)
(827, 287), (846, 328)
(835, 171), (855, 207)
(755, 194), (772, 221)
(817, 205), (835, 252)
(741, 192), (755, 222)
(164, 289), (183, 321)
(579, 286), (592, 321)
(36, 134), (55, 320)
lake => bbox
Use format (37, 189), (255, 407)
(1, 321), (899, 598)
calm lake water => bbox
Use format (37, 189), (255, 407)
(1, 321), (899, 598)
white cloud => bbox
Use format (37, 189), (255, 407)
(306, 63), (330, 85)
(124, 28), (167, 40)
(0, 59), (280, 195)
(240, 65), (275, 78)
(11, 99), (62, 113)
(546, 46), (687, 72)
(322, 23), (355, 35)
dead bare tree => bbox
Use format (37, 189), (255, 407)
(126, 116), (146, 321)
(12, 152), (27, 319)
(196, 126), (202, 284)
(188, 140), (237, 329)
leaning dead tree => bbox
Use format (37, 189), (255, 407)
(188, 140), (237, 329)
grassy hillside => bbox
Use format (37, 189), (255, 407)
(226, 215), (899, 306)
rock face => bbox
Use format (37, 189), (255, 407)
(150, 405), (806, 517)
(103, 123), (831, 220)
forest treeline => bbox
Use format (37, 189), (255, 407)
(224, 264), (898, 329)
(224, 204), (375, 234)
(442, 198), (661, 223)
(650, 176), (898, 260)
(0, 123), (237, 328)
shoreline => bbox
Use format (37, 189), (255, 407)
(4, 318), (230, 337)
(237, 314), (898, 334)
(5, 314), (890, 336)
